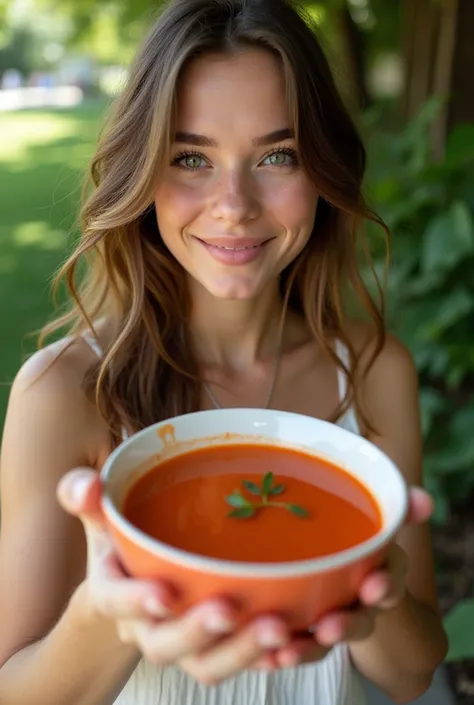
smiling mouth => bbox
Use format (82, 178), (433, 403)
(196, 238), (272, 250)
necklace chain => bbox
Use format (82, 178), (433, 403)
(202, 340), (283, 410)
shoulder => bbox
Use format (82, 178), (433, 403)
(344, 320), (422, 479)
(344, 319), (417, 388)
(15, 336), (89, 389)
(7, 336), (109, 468)
(344, 319), (420, 431)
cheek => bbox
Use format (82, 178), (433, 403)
(154, 182), (203, 239)
(262, 176), (319, 234)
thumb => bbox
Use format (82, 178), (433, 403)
(57, 468), (120, 577)
(57, 468), (105, 528)
(405, 486), (434, 525)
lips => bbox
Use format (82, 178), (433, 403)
(194, 236), (273, 266)
(196, 237), (272, 250)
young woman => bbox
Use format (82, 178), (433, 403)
(0, 0), (447, 703)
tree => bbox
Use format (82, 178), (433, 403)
(402, 0), (474, 158)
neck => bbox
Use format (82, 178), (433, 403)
(188, 281), (284, 371)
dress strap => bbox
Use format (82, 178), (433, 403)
(82, 331), (130, 442)
(83, 332), (104, 360)
(334, 338), (349, 402)
(334, 339), (360, 435)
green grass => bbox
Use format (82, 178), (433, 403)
(0, 100), (109, 430)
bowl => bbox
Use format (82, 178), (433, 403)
(100, 408), (408, 630)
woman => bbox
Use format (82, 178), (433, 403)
(0, 0), (447, 703)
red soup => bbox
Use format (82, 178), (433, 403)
(123, 444), (382, 563)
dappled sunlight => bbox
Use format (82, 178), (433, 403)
(306, 4), (325, 24)
(0, 111), (103, 164)
(12, 221), (67, 250)
(0, 102), (105, 410)
(0, 114), (76, 162)
(6, 141), (93, 172)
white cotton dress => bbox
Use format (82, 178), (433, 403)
(83, 334), (368, 705)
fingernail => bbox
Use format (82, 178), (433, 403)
(204, 611), (236, 634)
(144, 596), (171, 617)
(375, 587), (389, 602)
(257, 620), (289, 648)
(71, 475), (91, 504)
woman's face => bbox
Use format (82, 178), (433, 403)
(155, 48), (319, 300)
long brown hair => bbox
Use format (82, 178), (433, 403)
(41, 0), (388, 440)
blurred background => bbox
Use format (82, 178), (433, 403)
(0, 0), (473, 702)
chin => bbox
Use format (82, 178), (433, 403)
(210, 288), (258, 301)
(201, 275), (267, 301)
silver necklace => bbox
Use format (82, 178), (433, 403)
(203, 341), (283, 410)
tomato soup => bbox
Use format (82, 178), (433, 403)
(123, 444), (382, 563)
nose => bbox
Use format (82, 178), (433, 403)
(209, 169), (261, 225)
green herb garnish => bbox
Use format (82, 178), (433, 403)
(226, 472), (310, 520)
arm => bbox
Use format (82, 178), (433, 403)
(348, 335), (448, 703)
(0, 344), (139, 705)
(0, 586), (140, 705)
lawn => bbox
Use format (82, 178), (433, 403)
(0, 99), (109, 430)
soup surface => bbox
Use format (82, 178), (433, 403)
(123, 444), (382, 562)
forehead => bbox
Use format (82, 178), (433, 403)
(175, 48), (292, 136)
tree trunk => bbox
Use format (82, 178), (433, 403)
(402, 0), (474, 158)
(448, 0), (474, 130)
(334, 0), (371, 110)
(401, 0), (439, 122)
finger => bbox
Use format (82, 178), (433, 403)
(134, 600), (239, 667)
(251, 653), (279, 671)
(180, 616), (290, 685)
(359, 570), (405, 610)
(90, 571), (175, 621)
(406, 487), (434, 525)
(58, 469), (178, 618)
(275, 637), (330, 668)
(57, 468), (105, 527)
(359, 546), (407, 609)
(314, 607), (376, 645)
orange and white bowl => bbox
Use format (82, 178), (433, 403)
(100, 408), (408, 630)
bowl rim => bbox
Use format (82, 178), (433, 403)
(101, 408), (409, 578)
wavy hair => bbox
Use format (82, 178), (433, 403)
(41, 0), (388, 441)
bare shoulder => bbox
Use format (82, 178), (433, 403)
(345, 320), (422, 482)
(6, 335), (109, 470)
(345, 319), (417, 387)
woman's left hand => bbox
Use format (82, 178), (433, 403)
(252, 486), (434, 671)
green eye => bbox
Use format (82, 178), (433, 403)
(172, 152), (208, 170)
(262, 149), (298, 167)
(268, 152), (287, 165)
(184, 155), (204, 169)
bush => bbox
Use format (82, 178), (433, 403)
(363, 101), (474, 660)
(364, 99), (474, 526)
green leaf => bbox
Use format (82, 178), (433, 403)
(444, 124), (474, 170)
(422, 201), (474, 275)
(419, 387), (446, 437)
(269, 484), (285, 496)
(444, 599), (474, 661)
(427, 404), (474, 473)
(228, 507), (256, 519)
(242, 481), (261, 496)
(262, 473), (274, 495)
(226, 492), (251, 508)
(287, 505), (310, 518)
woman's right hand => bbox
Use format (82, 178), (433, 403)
(57, 469), (295, 686)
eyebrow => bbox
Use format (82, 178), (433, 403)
(173, 128), (294, 148)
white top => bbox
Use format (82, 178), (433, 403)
(82, 334), (368, 705)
